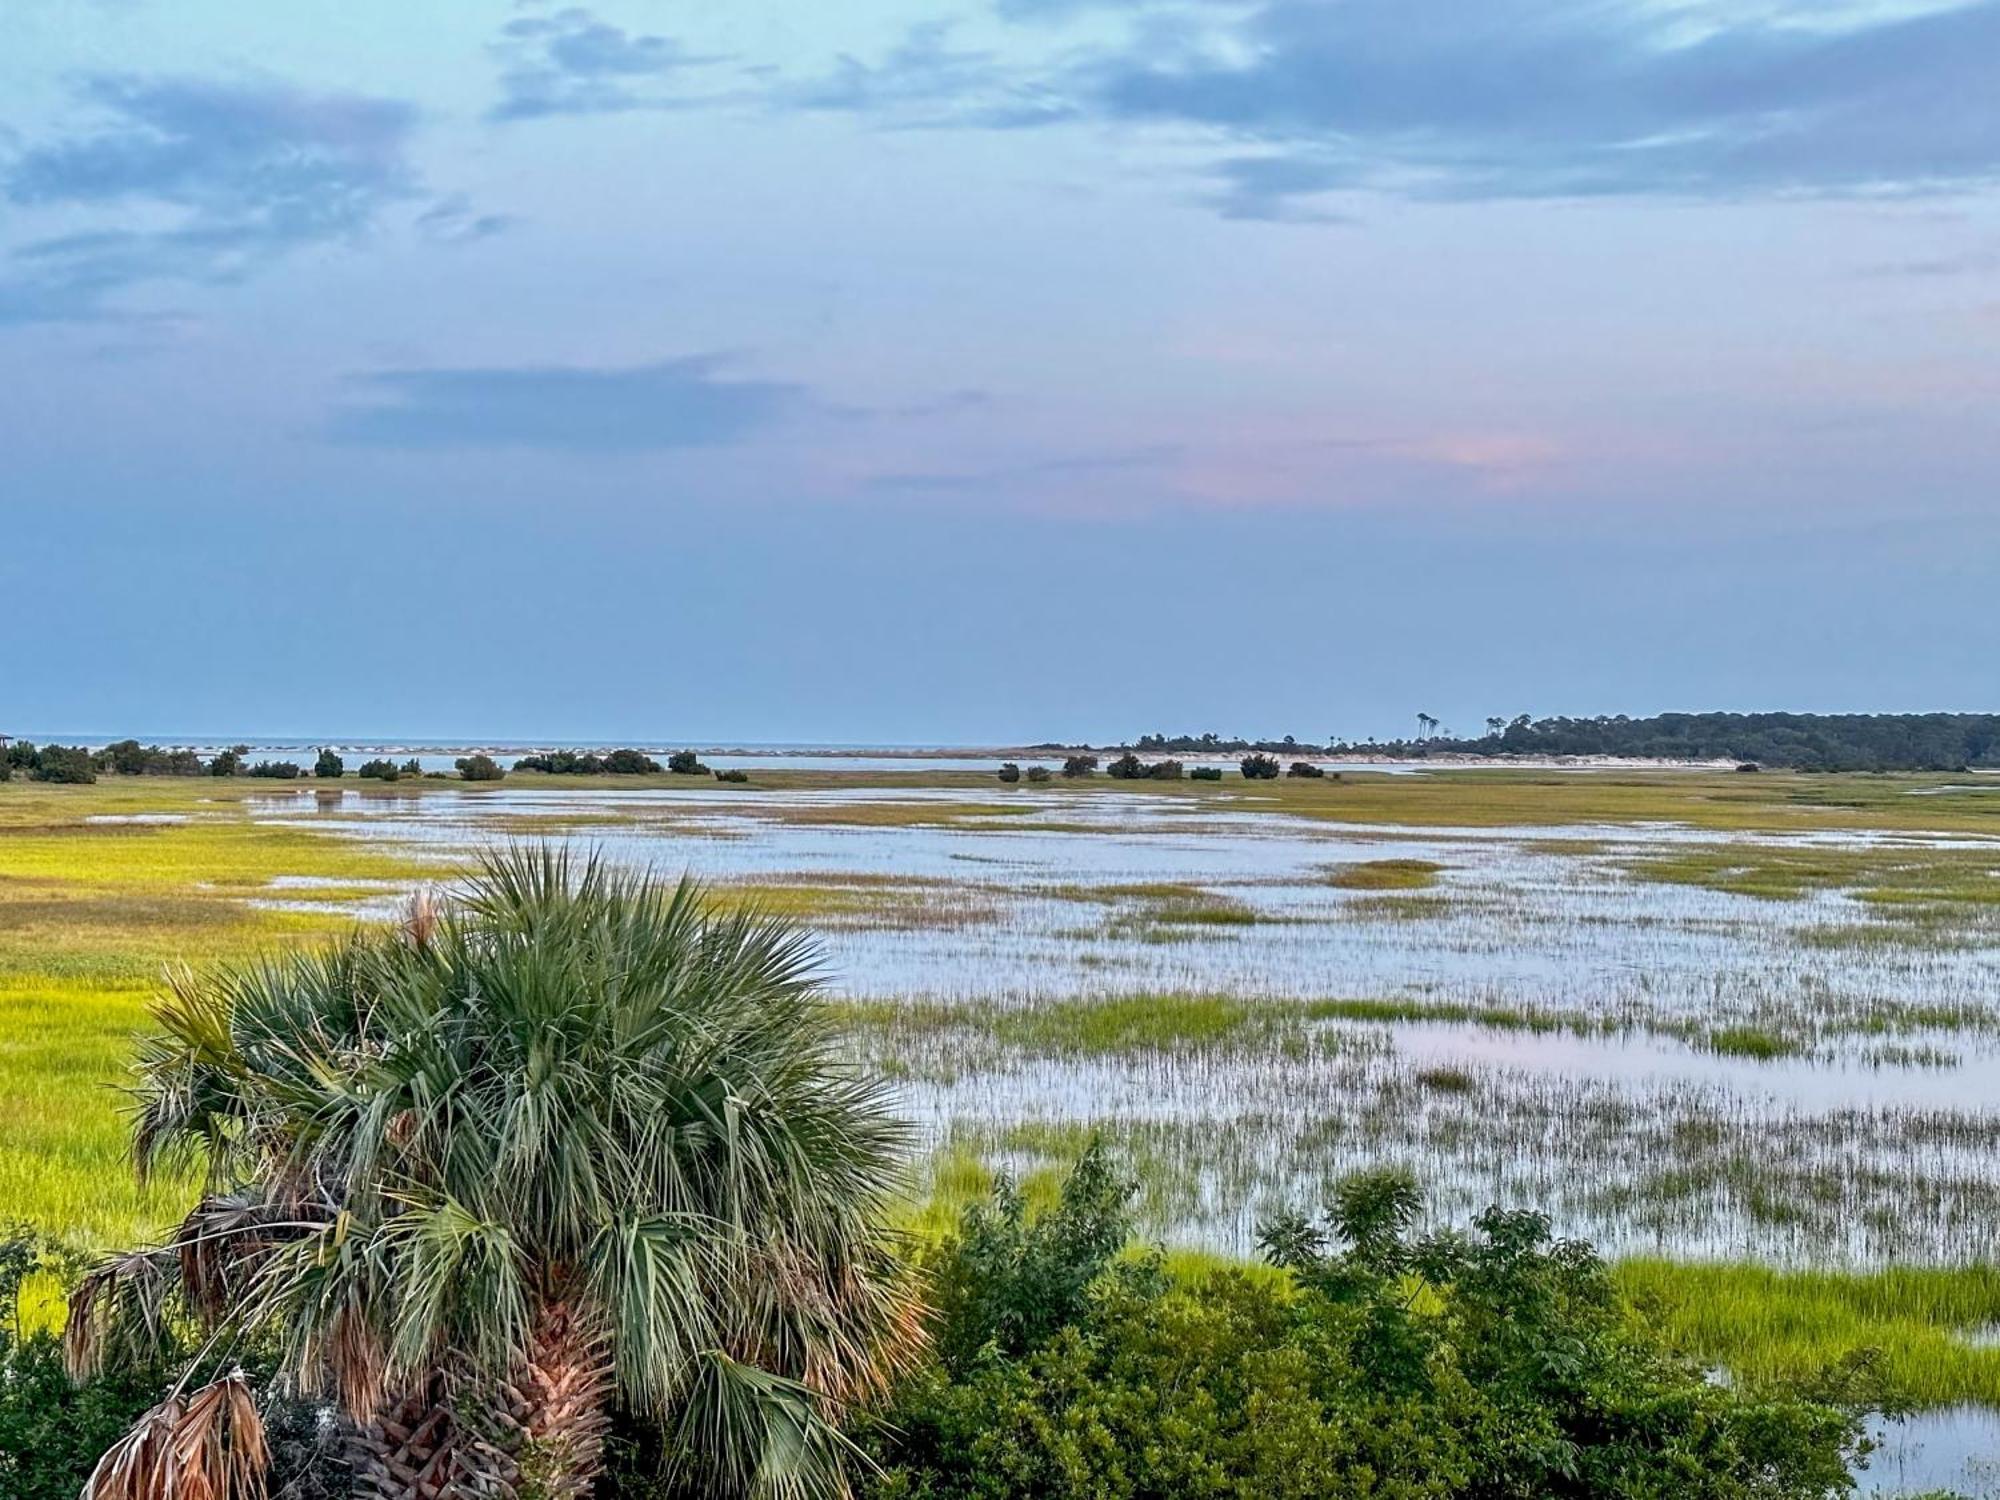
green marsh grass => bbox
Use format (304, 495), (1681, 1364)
(1323, 858), (1445, 890)
(1618, 1260), (2000, 1406)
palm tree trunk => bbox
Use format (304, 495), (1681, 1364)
(470, 1300), (616, 1500)
(348, 1384), (466, 1500)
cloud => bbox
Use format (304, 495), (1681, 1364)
(866, 444), (1180, 494)
(326, 354), (805, 451)
(776, 0), (2000, 218)
(488, 7), (723, 121)
(1073, 0), (2000, 213)
(0, 75), (420, 323)
(415, 194), (518, 245)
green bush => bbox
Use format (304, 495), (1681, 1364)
(1146, 758), (1184, 780)
(1190, 766), (1223, 781)
(859, 1157), (1875, 1500)
(209, 745), (246, 776)
(665, 750), (706, 775)
(1025, 766), (1052, 784)
(997, 762), (1022, 784)
(313, 748), (344, 779)
(605, 748), (664, 774)
(1289, 761), (1325, 778)
(1240, 753), (1282, 779)
(1104, 752), (1145, 780)
(30, 745), (96, 783)
(456, 753), (506, 781)
(356, 758), (401, 781)
(246, 760), (302, 779)
(1061, 755), (1098, 778)
(715, 768), (750, 784)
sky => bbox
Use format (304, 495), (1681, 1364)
(2, 0), (1997, 745)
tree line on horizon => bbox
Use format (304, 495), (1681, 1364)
(1125, 712), (2000, 772)
(0, 742), (755, 786)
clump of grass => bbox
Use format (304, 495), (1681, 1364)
(1617, 1260), (2000, 1407)
(1302, 996), (1573, 1034)
(1324, 858), (1445, 891)
(1413, 1066), (1477, 1093)
(1708, 1025), (1803, 1061)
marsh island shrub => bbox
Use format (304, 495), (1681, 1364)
(1289, 760), (1326, 778)
(356, 758), (401, 781)
(1190, 766), (1223, 781)
(313, 748), (344, 779)
(1061, 755), (1098, 778)
(997, 762), (1022, 783)
(246, 760), (302, 779)
(1025, 766), (1052, 783)
(1240, 753), (1282, 779)
(455, 752), (505, 781)
(665, 750), (706, 774)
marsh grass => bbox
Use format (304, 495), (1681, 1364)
(1618, 1260), (2000, 1407)
(1323, 858), (1445, 890)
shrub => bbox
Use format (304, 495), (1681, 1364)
(400, 757), (423, 777)
(1061, 755), (1098, 778)
(313, 748), (344, 779)
(31, 745), (96, 783)
(715, 768), (750, 783)
(604, 748), (664, 774)
(1025, 766), (1052, 783)
(860, 1158), (1874, 1500)
(1146, 758), (1184, 780)
(1288, 761), (1325, 778)
(666, 750), (708, 775)
(1240, 753), (1282, 780)
(456, 753), (505, 781)
(100, 739), (149, 776)
(1104, 752), (1145, 780)
(356, 758), (401, 781)
(1190, 766), (1223, 781)
(4, 741), (35, 770)
(246, 760), (302, 779)
(208, 746), (244, 777)
(997, 762), (1022, 784)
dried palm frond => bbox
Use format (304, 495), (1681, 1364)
(403, 887), (440, 950)
(80, 1395), (182, 1500)
(66, 1248), (174, 1382)
(325, 1301), (390, 1419)
(167, 1373), (269, 1500)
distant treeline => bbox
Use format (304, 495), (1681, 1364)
(1125, 714), (2000, 772)
(0, 739), (753, 786)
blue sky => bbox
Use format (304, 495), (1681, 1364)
(2, 0), (1996, 743)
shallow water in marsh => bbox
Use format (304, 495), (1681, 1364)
(241, 782), (2000, 1265)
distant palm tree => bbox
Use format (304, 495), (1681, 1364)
(70, 848), (924, 1500)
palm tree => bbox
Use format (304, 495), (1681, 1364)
(69, 848), (925, 1500)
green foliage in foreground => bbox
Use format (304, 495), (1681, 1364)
(856, 1149), (1878, 1500)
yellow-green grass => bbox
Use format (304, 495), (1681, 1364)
(0, 778), (457, 1248)
(843, 992), (1259, 1057)
(1324, 858), (1445, 890)
(1617, 1260), (2000, 1407)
